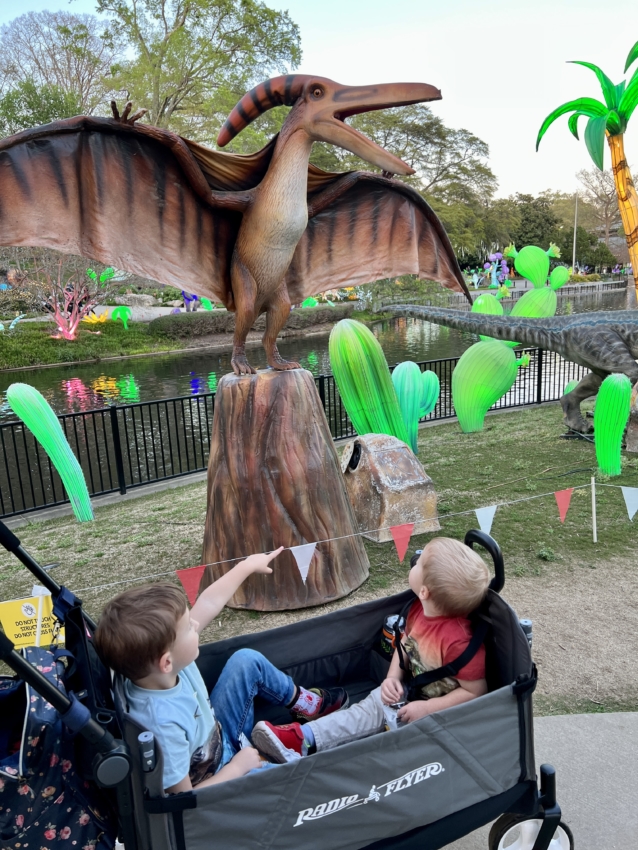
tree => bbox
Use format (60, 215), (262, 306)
(576, 167), (622, 245)
(98, 0), (301, 138)
(13, 248), (116, 340)
(509, 194), (561, 248)
(0, 79), (80, 136)
(538, 189), (598, 233)
(537, 39), (638, 297)
(0, 12), (118, 114)
(308, 105), (496, 257)
(554, 226), (617, 269)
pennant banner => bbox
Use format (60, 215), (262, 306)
(290, 542), (317, 584)
(621, 486), (638, 521)
(176, 565), (206, 605)
(554, 488), (574, 523)
(475, 505), (497, 536)
(390, 523), (415, 563)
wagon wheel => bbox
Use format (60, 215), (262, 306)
(488, 813), (574, 850)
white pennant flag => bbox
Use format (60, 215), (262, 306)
(621, 487), (638, 521)
(475, 505), (497, 536)
(290, 542), (317, 584)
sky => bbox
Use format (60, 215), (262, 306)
(2, 0), (638, 198)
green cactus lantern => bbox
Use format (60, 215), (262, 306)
(329, 319), (408, 442)
(471, 293), (504, 343)
(452, 341), (529, 433)
(594, 373), (631, 476)
(391, 361), (440, 452)
(111, 305), (132, 330)
(6, 384), (93, 522)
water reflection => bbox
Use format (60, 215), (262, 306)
(0, 290), (627, 423)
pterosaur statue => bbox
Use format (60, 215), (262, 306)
(0, 75), (469, 374)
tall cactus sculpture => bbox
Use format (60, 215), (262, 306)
(594, 373), (631, 476)
(391, 361), (440, 452)
(329, 319), (408, 443)
(6, 384), (94, 521)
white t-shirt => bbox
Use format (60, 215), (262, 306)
(125, 661), (223, 789)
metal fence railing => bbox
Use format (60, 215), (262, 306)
(0, 348), (588, 518)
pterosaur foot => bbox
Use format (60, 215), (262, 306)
(268, 354), (301, 371)
(231, 353), (257, 375)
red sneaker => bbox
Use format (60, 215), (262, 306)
(291, 687), (349, 723)
(252, 721), (305, 764)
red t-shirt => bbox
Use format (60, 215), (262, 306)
(402, 600), (486, 699)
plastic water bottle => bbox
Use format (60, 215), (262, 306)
(138, 731), (156, 772)
(381, 615), (405, 654)
(519, 619), (533, 650)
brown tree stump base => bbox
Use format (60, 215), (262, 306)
(200, 369), (370, 610)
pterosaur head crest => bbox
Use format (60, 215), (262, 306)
(217, 74), (441, 176)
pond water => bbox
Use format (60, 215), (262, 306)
(0, 289), (626, 423)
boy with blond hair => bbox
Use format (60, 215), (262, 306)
(95, 548), (347, 793)
(252, 537), (490, 762)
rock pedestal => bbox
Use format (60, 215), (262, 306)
(200, 369), (369, 610)
(341, 434), (440, 543)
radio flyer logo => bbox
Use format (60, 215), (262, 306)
(294, 761), (445, 827)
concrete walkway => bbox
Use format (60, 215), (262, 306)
(448, 711), (638, 849)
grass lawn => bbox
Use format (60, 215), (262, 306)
(1, 400), (637, 715)
(0, 321), (184, 370)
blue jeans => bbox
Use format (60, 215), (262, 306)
(210, 648), (295, 768)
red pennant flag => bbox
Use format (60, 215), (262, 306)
(390, 523), (415, 563)
(554, 489), (574, 523)
(176, 565), (207, 605)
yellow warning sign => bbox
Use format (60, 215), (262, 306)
(0, 594), (64, 649)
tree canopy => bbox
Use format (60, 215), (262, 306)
(97, 0), (301, 136)
(0, 79), (81, 136)
(0, 11), (118, 114)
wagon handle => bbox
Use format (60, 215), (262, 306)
(464, 529), (505, 593)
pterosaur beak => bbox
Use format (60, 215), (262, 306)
(309, 82), (441, 175)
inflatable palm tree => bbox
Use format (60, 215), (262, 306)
(536, 40), (638, 299)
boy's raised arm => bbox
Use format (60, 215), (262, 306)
(191, 547), (284, 632)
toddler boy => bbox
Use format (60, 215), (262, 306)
(252, 537), (489, 762)
(95, 548), (347, 792)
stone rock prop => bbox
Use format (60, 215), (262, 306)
(625, 381), (638, 453)
(200, 369), (369, 610)
(115, 293), (159, 308)
(341, 433), (440, 543)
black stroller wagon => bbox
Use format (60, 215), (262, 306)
(0, 521), (573, 850)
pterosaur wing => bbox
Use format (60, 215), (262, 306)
(0, 116), (240, 307)
(284, 174), (470, 302)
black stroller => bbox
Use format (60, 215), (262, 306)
(0, 520), (573, 850)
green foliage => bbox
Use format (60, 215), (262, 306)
(6, 384), (93, 522)
(625, 40), (638, 73)
(537, 547), (556, 562)
(554, 226), (618, 268)
(451, 341), (527, 433)
(98, 0), (301, 138)
(329, 319), (408, 443)
(508, 194), (561, 249)
(391, 362), (440, 452)
(568, 273), (602, 282)
(594, 373), (631, 476)
(0, 79), (80, 135)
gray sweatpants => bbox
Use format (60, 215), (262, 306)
(307, 687), (390, 752)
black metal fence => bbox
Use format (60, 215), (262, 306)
(0, 348), (588, 518)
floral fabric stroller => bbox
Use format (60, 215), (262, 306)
(0, 520), (572, 850)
